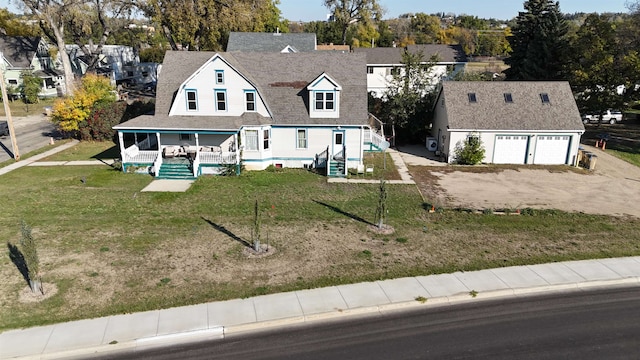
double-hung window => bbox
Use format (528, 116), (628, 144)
(215, 90), (227, 111)
(315, 91), (335, 111)
(215, 70), (224, 84)
(245, 90), (256, 112)
(297, 129), (308, 149)
(263, 129), (270, 150)
(245, 130), (258, 151)
(186, 90), (197, 111)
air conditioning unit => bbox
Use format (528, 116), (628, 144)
(426, 138), (437, 152)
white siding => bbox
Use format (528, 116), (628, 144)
(367, 64), (452, 98)
(169, 56), (269, 117)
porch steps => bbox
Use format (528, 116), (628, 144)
(328, 160), (346, 177)
(157, 162), (195, 180)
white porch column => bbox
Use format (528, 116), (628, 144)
(359, 126), (365, 165)
(117, 132), (125, 167)
(156, 132), (162, 156)
(234, 133), (239, 165)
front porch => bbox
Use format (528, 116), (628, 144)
(118, 131), (240, 178)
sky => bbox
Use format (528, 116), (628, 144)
(0, 0), (630, 20)
(279, 0), (631, 22)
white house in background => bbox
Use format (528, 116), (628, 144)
(66, 44), (142, 85)
(431, 81), (585, 165)
(113, 51), (386, 179)
(354, 44), (467, 98)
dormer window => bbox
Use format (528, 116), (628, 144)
(307, 72), (341, 118)
(504, 93), (513, 103)
(468, 92), (477, 103)
(315, 91), (335, 111)
(186, 90), (198, 111)
(215, 70), (224, 84)
(540, 93), (550, 103)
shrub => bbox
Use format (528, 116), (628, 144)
(79, 100), (155, 141)
(51, 74), (115, 134)
(454, 135), (485, 165)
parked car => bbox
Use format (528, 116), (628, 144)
(582, 110), (623, 124)
(0, 120), (8, 136)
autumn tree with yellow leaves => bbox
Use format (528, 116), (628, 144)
(51, 74), (115, 134)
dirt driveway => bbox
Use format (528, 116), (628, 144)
(400, 145), (640, 218)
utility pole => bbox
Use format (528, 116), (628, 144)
(0, 67), (20, 161)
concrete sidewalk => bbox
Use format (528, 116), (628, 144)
(0, 140), (81, 176)
(2, 257), (640, 359)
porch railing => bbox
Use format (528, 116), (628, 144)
(199, 152), (237, 164)
(124, 145), (158, 163)
(315, 146), (329, 175)
(364, 129), (386, 150)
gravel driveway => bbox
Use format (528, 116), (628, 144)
(400, 145), (640, 218)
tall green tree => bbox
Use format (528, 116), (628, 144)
(143, 0), (286, 51)
(410, 13), (441, 44)
(323, 0), (382, 45)
(504, 0), (569, 80)
(303, 20), (342, 45)
(378, 50), (438, 144)
(567, 14), (628, 115)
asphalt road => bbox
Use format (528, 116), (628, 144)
(94, 287), (640, 360)
(0, 115), (55, 163)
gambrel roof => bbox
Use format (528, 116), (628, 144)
(226, 32), (317, 52)
(115, 51), (368, 132)
(354, 44), (467, 65)
(0, 36), (42, 68)
(437, 81), (585, 131)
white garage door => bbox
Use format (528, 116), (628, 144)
(534, 135), (570, 165)
(493, 135), (529, 164)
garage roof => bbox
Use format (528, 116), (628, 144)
(438, 81), (585, 131)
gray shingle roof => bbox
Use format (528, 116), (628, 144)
(439, 81), (585, 131)
(116, 51), (368, 131)
(226, 32), (317, 52)
(353, 44), (467, 65)
(0, 36), (41, 68)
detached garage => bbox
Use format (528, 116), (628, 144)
(431, 81), (584, 166)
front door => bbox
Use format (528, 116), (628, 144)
(332, 130), (345, 158)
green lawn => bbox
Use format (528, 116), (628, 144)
(608, 149), (640, 168)
(1, 141), (639, 331)
(0, 98), (57, 117)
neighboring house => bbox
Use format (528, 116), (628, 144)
(0, 35), (65, 98)
(113, 51), (386, 178)
(226, 32), (317, 52)
(354, 44), (467, 98)
(66, 44), (148, 86)
(431, 81), (585, 165)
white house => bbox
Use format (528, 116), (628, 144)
(113, 51), (386, 178)
(354, 44), (467, 98)
(66, 44), (143, 85)
(431, 81), (585, 166)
